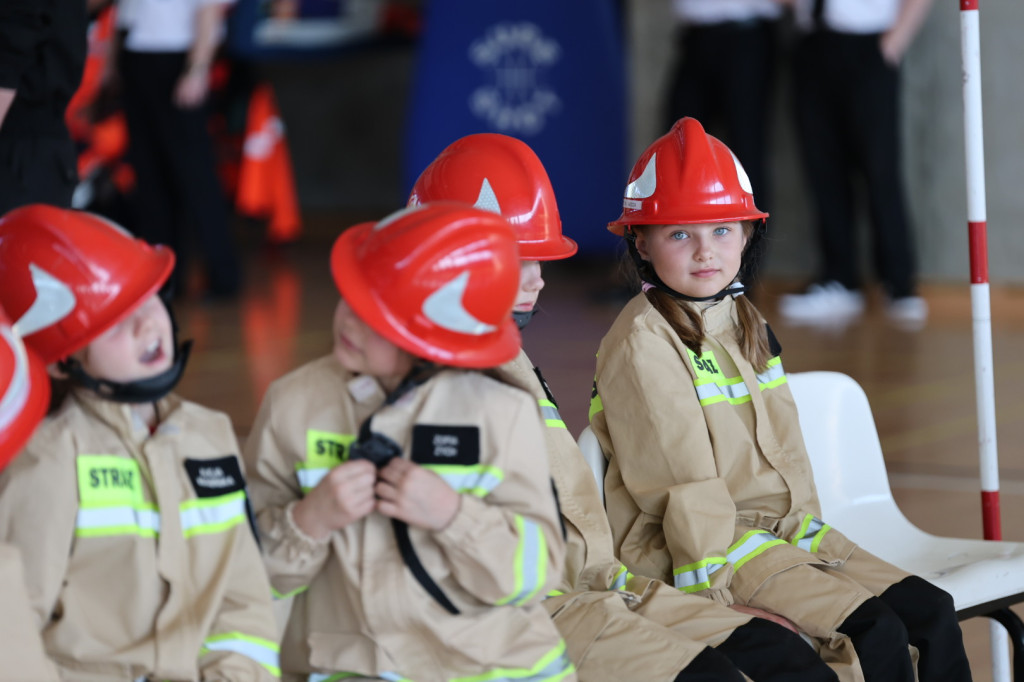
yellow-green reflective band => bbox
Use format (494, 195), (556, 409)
(180, 490), (246, 538)
(728, 530), (787, 571)
(452, 639), (575, 682)
(756, 357), (787, 390)
(201, 631), (281, 677)
(272, 584), (308, 600)
(422, 464), (504, 497)
(588, 393), (603, 421)
(298, 430), (357, 493)
(309, 673), (411, 682)
(608, 564), (629, 591)
(546, 588), (565, 598)
(495, 515), (547, 606)
(673, 556), (727, 593)
(792, 514), (831, 553)
(75, 455), (159, 537)
(538, 400), (567, 430)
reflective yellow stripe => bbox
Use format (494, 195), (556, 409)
(298, 430), (357, 493)
(180, 490), (246, 538)
(686, 350), (788, 406)
(728, 530), (787, 571)
(452, 639), (575, 682)
(588, 392), (603, 421)
(495, 515), (547, 606)
(75, 455), (158, 537)
(201, 631), (280, 677)
(422, 463), (504, 497)
(272, 584), (308, 600)
(792, 514), (832, 553)
(538, 399), (567, 430)
(673, 556), (727, 593)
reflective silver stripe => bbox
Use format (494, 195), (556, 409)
(497, 515), (546, 606)
(202, 635), (280, 673)
(756, 361), (785, 386)
(424, 464), (504, 497)
(673, 559), (726, 592)
(728, 530), (786, 571)
(608, 565), (629, 591)
(794, 516), (830, 552)
(538, 400), (567, 429)
(180, 492), (246, 537)
(76, 506), (160, 536)
(297, 467), (329, 492)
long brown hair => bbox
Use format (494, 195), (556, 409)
(630, 223), (773, 371)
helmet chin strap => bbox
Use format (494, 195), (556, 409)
(512, 309), (536, 330)
(627, 237), (745, 302)
(58, 341), (193, 404)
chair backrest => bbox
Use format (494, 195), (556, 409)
(576, 425), (606, 505)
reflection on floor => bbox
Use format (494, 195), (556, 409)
(176, 226), (1024, 679)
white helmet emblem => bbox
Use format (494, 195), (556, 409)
(729, 150), (754, 194)
(14, 264), (76, 338)
(473, 178), (503, 215)
(624, 152), (658, 200)
(0, 326), (31, 433)
(421, 271), (497, 336)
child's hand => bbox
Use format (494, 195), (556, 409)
(374, 458), (461, 531)
(290, 459), (378, 541)
(729, 604), (800, 633)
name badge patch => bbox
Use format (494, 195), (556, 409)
(184, 456), (246, 497)
(77, 455), (144, 507)
(411, 425), (480, 466)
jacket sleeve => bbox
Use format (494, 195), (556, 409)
(596, 329), (746, 605)
(199, 444), (282, 681)
(0, 1), (48, 91)
(432, 394), (565, 607)
(243, 385), (331, 600)
(0, 434), (78, 629)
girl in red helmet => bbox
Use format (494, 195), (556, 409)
(411, 132), (840, 682)
(0, 304), (59, 679)
(0, 205), (280, 680)
(590, 118), (970, 681)
(243, 202), (575, 681)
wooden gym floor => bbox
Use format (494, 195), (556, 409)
(176, 216), (1024, 679)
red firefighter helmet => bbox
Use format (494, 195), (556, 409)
(331, 202), (521, 368)
(0, 305), (49, 470)
(607, 117), (768, 235)
(409, 133), (577, 260)
(0, 204), (175, 364)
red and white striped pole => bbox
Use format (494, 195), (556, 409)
(958, 1), (1007, 677)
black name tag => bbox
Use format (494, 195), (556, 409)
(184, 455), (246, 497)
(411, 425), (480, 466)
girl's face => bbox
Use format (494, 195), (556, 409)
(635, 222), (748, 299)
(333, 298), (415, 390)
(76, 294), (174, 383)
(515, 261), (545, 313)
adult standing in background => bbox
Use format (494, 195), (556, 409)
(118, 0), (241, 298)
(779, 0), (934, 327)
(665, 0), (790, 287)
(0, 0), (88, 213)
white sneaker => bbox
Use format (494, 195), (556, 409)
(886, 295), (928, 330)
(778, 281), (865, 323)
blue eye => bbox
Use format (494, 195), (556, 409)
(713, 226), (730, 236)
(670, 231), (689, 240)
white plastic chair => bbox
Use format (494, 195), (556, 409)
(578, 371), (1024, 677)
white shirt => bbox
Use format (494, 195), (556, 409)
(119, 0), (234, 52)
(792, 0), (902, 34)
(672, 0), (783, 24)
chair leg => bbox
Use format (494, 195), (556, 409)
(986, 607), (1024, 679)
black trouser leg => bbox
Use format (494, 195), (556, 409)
(716, 618), (838, 682)
(879, 577), (972, 681)
(838, 596), (915, 681)
(673, 646), (746, 682)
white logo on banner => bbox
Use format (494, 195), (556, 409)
(467, 22), (561, 136)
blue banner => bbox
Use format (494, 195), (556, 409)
(404, 1), (627, 255)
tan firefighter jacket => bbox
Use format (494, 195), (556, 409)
(243, 355), (573, 681)
(0, 543), (59, 681)
(591, 294), (858, 607)
(0, 389), (281, 681)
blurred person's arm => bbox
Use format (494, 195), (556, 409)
(0, 1), (50, 130)
(174, 1), (230, 108)
(0, 90), (14, 129)
(881, 0), (935, 65)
